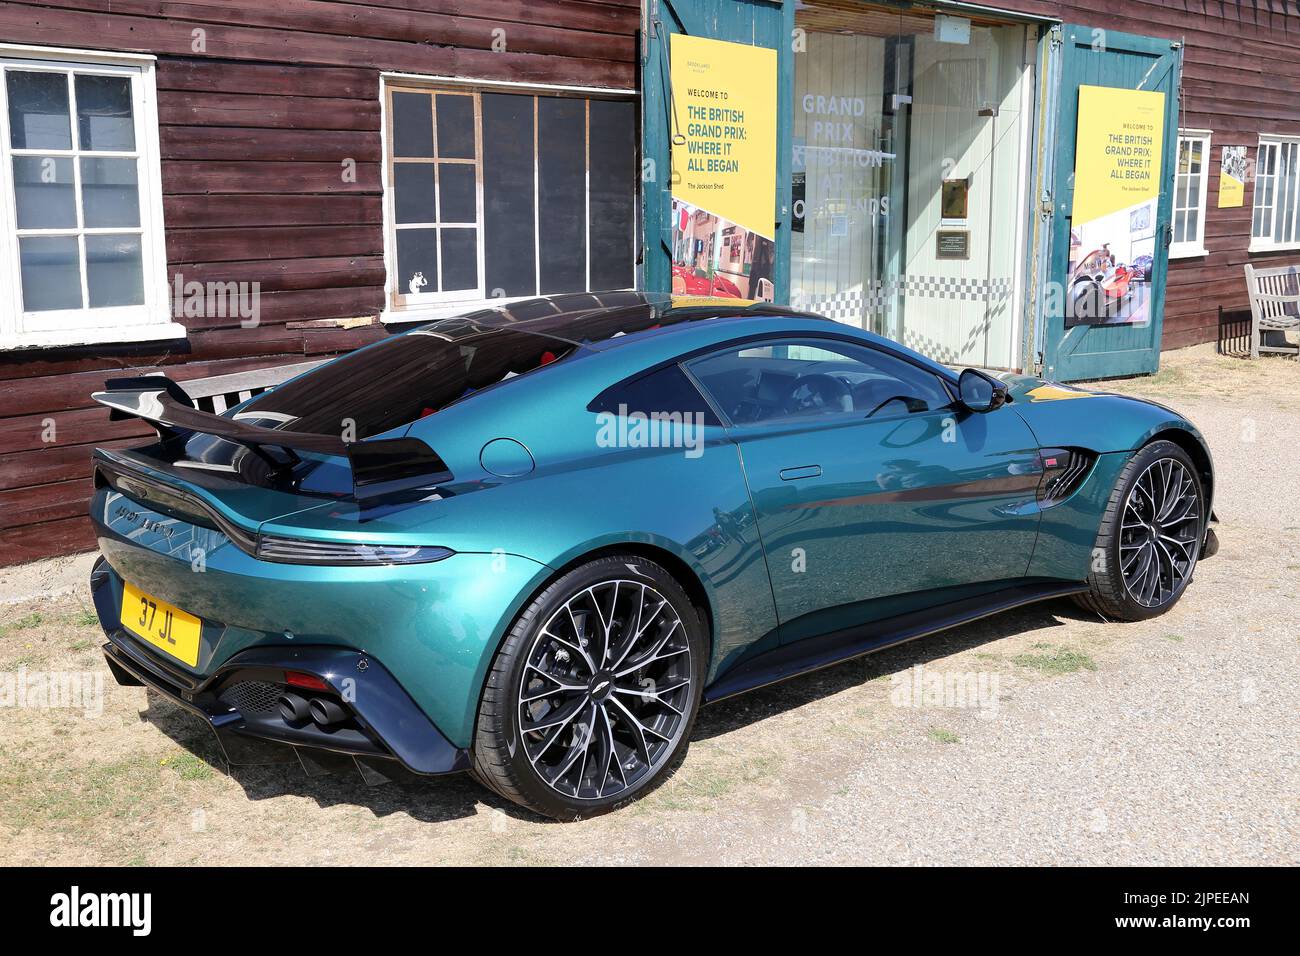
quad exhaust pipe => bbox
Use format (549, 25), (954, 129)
(278, 692), (348, 728)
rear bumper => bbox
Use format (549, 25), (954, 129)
(93, 558), (469, 777)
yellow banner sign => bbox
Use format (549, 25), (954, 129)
(670, 34), (776, 240)
(1066, 85), (1166, 328)
(669, 34), (777, 302)
(1071, 85), (1166, 225)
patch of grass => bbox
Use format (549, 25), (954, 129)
(0, 752), (164, 833)
(1161, 633), (1185, 643)
(67, 610), (99, 629)
(640, 752), (781, 812)
(162, 752), (216, 781)
(1140, 365), (1188, 390)
(0, 613), (44, 637)
(927, 727), (960, 744)
(68, 639), (93, 652)
(1012, 645), (1098, 675)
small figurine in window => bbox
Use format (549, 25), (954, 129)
(408, 271), (428, 295)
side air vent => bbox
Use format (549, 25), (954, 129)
(1037, 448), (1096, 506)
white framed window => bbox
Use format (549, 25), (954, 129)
(1251, 136), (1300, 252)
(1170, 129), (1210, 258)
(380, 75), (637, 323)
(0, 44), (179, 350)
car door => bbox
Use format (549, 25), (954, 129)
(684, 336), (1045, 644)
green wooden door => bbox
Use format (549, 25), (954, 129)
(641, 0), (793, 299)
(1044, 28), (1182, 382)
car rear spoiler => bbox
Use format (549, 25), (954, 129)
(91, 376), (452, 499)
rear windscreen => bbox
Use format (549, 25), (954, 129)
(244, 321), (577, 439)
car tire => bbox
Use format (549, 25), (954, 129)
(1074, 440), (1205, 622)
(471, 554), (707, 820)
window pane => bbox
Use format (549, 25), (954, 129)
(86, 234), (144, 307)
(246, 321), (576, 437)
(392, 92), (433, 158)
(438, 162), (476, 223)
(537, 96), (586, 293)
(80, 157), (140, 227)
(1279, 146), (1297, 243)
(393, 163), (436, 223)
(588, 98), (636, 290)
(688, 338), (949, 425)
(589, 364), (721, 425)
(1173, 210), (1186, 243)
(7, 70), (72, 149)
(1184, 210), (1198, 244)
(19, 236), (82, 311)
(482, 92), (537, 297)
(75, 74), (135, 151)
(13, 156), (76, 228)
(1177, 140), (1190, 175)
(396, 228), (438, 295)
(435, 93), (475, 159)
(440, 228), (478, 291)
(1175, 176), (1188, 210)
(1188, 139), (1202, 173)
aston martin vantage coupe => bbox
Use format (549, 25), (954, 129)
(90, 292), (1217, 819)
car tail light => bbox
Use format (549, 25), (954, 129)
(255, 534), (454, 566)
(284, 671), (329, 691)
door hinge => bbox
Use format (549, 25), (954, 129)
(1039, 194), (1054, 221)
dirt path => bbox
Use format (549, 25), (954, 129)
(1, 345), (1296, 865)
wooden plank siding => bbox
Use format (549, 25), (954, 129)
(0, 0), (640, 565)
(993, 0), (1300, 349)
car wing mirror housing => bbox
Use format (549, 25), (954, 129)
(957, 368), (1010, 413)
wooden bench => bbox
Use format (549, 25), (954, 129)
(175, 359), (327, 413)
(1243, 263), (1300, 359)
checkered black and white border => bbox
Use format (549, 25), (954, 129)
(794, 275), (1013, 320)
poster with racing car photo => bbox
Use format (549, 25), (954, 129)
(1065, 85), (1166, 328)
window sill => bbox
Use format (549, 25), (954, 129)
(1248, 241), (1300, 255)
(1169, 246), (1207, 260)
(0, 321), (187, 351)
(381, 297), (536, 325)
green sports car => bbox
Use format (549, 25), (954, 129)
(90, 292), (1217, 819)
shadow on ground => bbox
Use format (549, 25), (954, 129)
(134, 597), (1095, 824)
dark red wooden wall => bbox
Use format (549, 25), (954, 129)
(0, 0), (639, 565)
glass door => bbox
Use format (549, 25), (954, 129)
(791, 2), (1034, 370)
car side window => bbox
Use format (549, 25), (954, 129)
(684, 338), (951, 426)
(589, 364), (723, 427)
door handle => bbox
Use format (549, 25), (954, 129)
(779, 465), (822, 481)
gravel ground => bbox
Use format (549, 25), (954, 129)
(1, 344), (1295, 865)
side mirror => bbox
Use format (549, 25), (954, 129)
(958, 368), (1009, 413)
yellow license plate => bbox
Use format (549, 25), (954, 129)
(120, 581), (203, 667)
